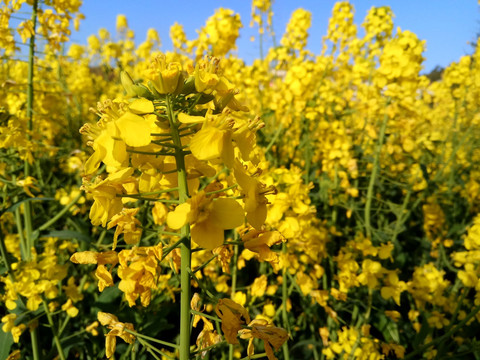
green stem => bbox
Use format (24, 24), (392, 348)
(390, 189), (411, 244)
(30, 327), (40, 360)
(239, 353), (268, 360)
(191, 340), (227, 355)
(124, 329), (179, 349)
(23, 0), (39, 261)
(364, 101), (389, 241)
(136, 337), (163, 360)
(37, 191), (82, 231)
(282, 242), (290, 360)
(265, 124), (283, 153)
(14, 203), (27, 260)
(43, 299), (66, 360)
(190, 310), (221, 323)
(166, 94), (191, 360)
(193, 253), (218, 273)
(404, 305), (480, 359)
(0, 231), (16, 283)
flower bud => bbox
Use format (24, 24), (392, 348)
(121, 71), (155, 99)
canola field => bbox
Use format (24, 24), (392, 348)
(1, 1), (480, 359)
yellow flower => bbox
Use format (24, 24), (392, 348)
(116, 14), (128, 32)
(107, 208), (142, 250)
(381, 270), (406, 306)
(167, 191), (244, 250)
(62, 276), (84, 303)
(97, 312), (136, 359)
(86, 321), (100, 336)
(250, 274), (268, 297)
(115, 112), (152, 147)
(147, 54), (184, 94)
(61, 299), (79, 317)
(16, 176), (40, 197)
(6, 349), (21, 360)
(238, 318), (289, 360)
(189, 109), (235, 168)
(196, 318), (222, 356)
(234, 161), (276, 229)
(83, 167), (135, 227)
(242, 230), (284, 269)
(2, 314), (26, 343)
(215, 298), (251, 344)
(117, 244), (163, 306)
(70, 250), (119, 292)
(357, 259), (383, 289)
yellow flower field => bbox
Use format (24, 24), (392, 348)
(1, 1), (480, 359)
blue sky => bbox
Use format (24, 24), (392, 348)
(72, 1), (480, 73)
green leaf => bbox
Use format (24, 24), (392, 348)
(0, 328), (14, 360)
(96, 286), (122, 305)
(3, 197), (55, 214)
(42, 230), (92, 244)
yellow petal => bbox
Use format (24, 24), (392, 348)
(116, 112), (151, 147)
(94, 126), (127, 168)
(190, 127), (224, 160)
(167, 202), (191, 229)
(106, 167), (134, 182)
(211, 198), (244, 229)
(96, 265), (114, 292)
(178, 113), (205, 124)
(191, 221), (224, 250)
(97, 311), (119, 326)
(84, 150), (103, 175)
(70, 251), (98, 264)
(128, 98), (154, 114)
(105, 334), (116, 359)
(247, 203), (267, 230)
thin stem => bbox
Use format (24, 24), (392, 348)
(136, 337), (163, 360)
(124, 329), (179, 349)
(206, 184), (238, 196)
(23, 0), (39, 261)
(191, 340), (227, 355)
(13, 197), (27, 263)
(239, 353), (268, 360)
(390, 189), (411, 244)
(190, 310), (221, 323)
(126, 149), (176, 156)
(162, 237), (187, 259)
(282, 242), (290, 360)
(193, 253), (218, 273)
(0, 232), (16, 283)
(37, 191), (82, 231)
(116, 194), (180, 203)
(404, 305), (480, 359)
(158, 230), (182, 237)
(42, 299), (66, 360)
(365, 101), (389, 241)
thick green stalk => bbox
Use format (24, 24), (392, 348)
(166, 95), (191, 360)
(23, 0), (39, 260)
(364, 104), (389, 241)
